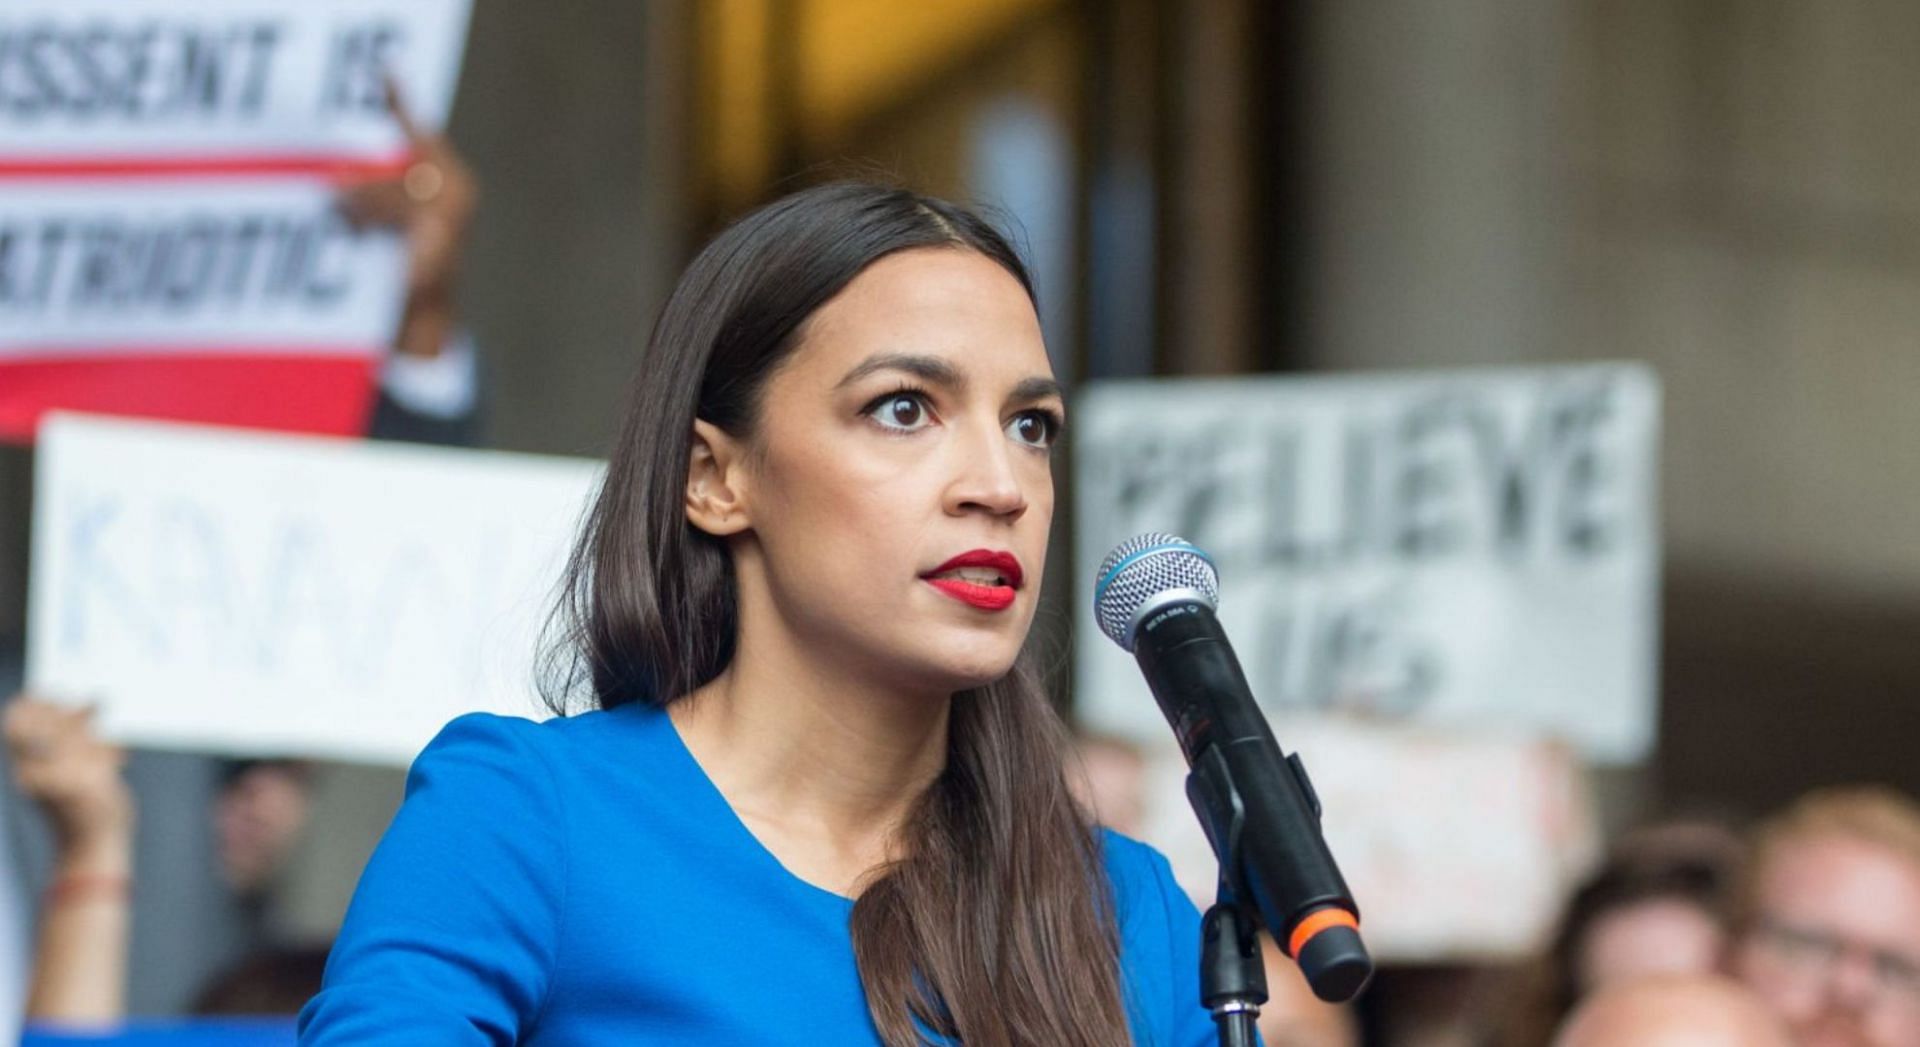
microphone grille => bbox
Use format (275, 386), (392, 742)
(1092, 532), (1219, 651)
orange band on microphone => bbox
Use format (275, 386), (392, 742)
(1288, 907), (1359, 958)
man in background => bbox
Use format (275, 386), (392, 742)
(1730, 786), (1920, 1047)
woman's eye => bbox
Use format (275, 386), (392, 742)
(867, 393), (932, 432)
(1007, 411), (1059, 449)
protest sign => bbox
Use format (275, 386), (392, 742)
(27, 414), (595, 765)
(0, 0), (474, 442)
(1075, 364), (1661, 762)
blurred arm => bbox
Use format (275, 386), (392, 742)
(334, 76), (479, 361)
(4, 696), (135, 1027)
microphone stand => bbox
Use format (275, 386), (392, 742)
(1201, 888), (1266, 1047)
(1189, 746), (1267, 1047)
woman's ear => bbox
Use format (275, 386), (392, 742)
(686, 419), (752, 536)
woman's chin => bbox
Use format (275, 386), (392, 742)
(912, 645), (1021, 694)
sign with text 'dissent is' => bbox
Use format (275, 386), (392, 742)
(1074, 364), (1660, 763)
(0, 0), (473, 442)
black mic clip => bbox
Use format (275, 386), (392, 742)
(1189, 728), (1371, 1006)
(1192, 747), (1268, 1047)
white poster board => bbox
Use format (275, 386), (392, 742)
(1075, 364), (1661, 763)
(26, 414), (600, 765)
(0, 2), (469, 160)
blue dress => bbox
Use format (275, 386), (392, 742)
(299, 704), (1219, 1046)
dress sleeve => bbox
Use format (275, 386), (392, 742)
(298, 714), (567, 1045)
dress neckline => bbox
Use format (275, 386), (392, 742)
(626, 701), (861, 911)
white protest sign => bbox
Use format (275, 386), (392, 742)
(0, 178), (405, 352)
(1140, 723), (1599, 961)
(0, 0), (473, 440)
(1076, 365), (1660, 762)
(27, 414), (599, 765)
(0, 1), (469, 159)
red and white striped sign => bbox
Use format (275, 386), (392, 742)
(0, 0), (472, 442)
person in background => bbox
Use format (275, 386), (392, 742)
(344, 76), (484, 446)
(1496, 819), (1745, 1047)
(1551, 974), (1792, 1047)
(214, 759), (317, 932)
(3, 696), (330, 1025)
(1729, 786), (1920, 1047)
(190, 946), (335, 1017)
(3, 700), (132, 1026)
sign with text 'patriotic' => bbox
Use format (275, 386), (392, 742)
(0, 0), (473, 442)
(28, 414), (595, 765)
(1075, 364), (1661, 762)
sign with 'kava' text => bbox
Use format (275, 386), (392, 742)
(1075, 364), (1660, 762)
(28, 413), (596, 765)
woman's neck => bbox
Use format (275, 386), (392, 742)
(669, 620), (952, 895)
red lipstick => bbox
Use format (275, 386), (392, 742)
(921, 549), (1023, 612)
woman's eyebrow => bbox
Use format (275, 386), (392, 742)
(1008, 376), (1064, 404)
(834, 354), (1062, 406)
(834, 352), (965, 392)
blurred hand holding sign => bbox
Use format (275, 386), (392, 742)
(1075, 365), (1657, 958)
(28, 414), (595, 765)
(0, 0), (474, 443)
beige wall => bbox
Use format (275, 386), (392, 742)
(453, 0), (693, 458)
(1304, 0), (1920, 599)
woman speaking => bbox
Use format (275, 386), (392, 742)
(299, 183), (1216, 1045)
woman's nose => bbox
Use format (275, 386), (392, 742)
(1823, 948), (1883, 1010)
(945, 423), (1028, 519)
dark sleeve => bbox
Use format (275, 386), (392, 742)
(298, 714), (567, 1045)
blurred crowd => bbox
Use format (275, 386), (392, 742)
(1068, 732), (1920, 1047)
(1526, 786), (1920, 1047)
(7, 698), (1918, 1046)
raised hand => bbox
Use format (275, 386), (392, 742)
(334, 74), (479, 358)
(4, 695), (134, 859)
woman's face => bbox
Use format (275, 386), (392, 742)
(1577, 897), (1726, 992)
(718, 246), (1061, 695)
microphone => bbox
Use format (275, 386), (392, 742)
(1093, 533), (1372, 1003)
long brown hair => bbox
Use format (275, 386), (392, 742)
(542, 182), (1131, 1045)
